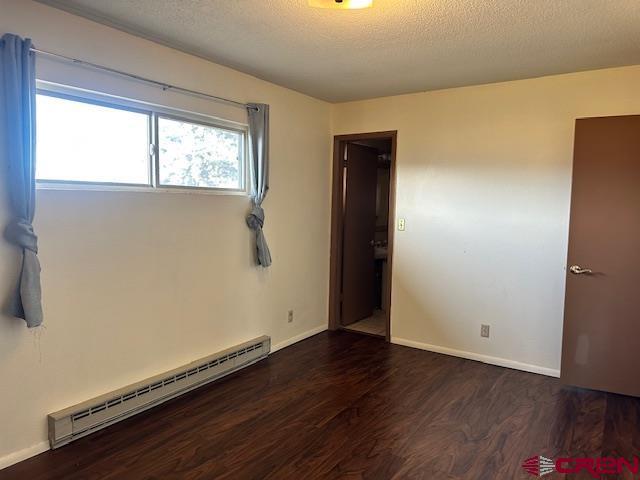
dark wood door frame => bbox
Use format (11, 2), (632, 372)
(329, 131), (398, 341)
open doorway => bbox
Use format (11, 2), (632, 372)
(329, 131), (397, 341)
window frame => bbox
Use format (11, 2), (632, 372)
(35, 81), (249, 196)
(154, 112), (247, 193)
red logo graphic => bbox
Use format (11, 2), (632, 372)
(522, 456), (555, 477)
(522, 455), (640, 477)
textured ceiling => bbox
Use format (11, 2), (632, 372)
(37, 0), (640, 102)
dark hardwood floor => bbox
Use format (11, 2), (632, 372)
(2, 331), (639, 479)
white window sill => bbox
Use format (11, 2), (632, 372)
(36, 182), (249, 197)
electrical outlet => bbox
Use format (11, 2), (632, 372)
(398, 218), (406, 231)
(481, 324), (490, 338)
(288, 310), (294, 323)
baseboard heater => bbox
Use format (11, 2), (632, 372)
(48, 335), (270, 449)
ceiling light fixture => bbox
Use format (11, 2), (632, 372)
(309, 0), (373, 9)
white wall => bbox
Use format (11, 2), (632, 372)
(3, 0), (640, 469)
(332, 65), (640, 376)
(0, 0), (331, 466)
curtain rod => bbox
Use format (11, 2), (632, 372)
(30, 47), (256, 111)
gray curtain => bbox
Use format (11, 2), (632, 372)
(245, 103), (272, 267)
(1, 34), (43, 327)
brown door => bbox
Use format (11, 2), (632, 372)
(561, 115), (640, 397)
(341, 143), (378, 326)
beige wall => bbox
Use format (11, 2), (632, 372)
(332, 65), (640, 376)
(0, 0), (331, 466)
(3, 0), (640, 469)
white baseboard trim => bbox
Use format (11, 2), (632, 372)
(0, 441), (49, 471)
(0, 328), (327, 471)
(272, 325), (327, 353)
(391, 337), (560, 378)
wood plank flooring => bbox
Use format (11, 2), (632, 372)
(1, 331), (639, 479)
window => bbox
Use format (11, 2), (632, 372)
(158, 117), (244, 190)
(36, 94), (151, 185)
(35, 87), (247, 193)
